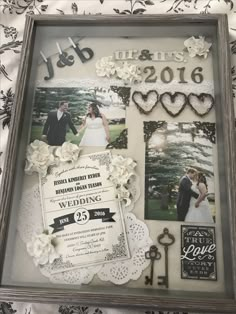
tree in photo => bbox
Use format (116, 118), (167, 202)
(145, 122), (215, 221)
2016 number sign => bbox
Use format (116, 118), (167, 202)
(143, 66), (204, 84)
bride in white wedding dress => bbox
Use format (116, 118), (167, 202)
(79, 103), (110, 147)
(185, 172), (214, 223)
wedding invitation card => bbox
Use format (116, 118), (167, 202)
(40, 151), (130, 272)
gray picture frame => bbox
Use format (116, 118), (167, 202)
(0, 14), (236, 313)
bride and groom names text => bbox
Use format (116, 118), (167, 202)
(53, 172), (102, 195)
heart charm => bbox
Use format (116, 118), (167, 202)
(188, 93), (214, 117)
(160, 92), (187, 117)
(132, 90), (159, 114)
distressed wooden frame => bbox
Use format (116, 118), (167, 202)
(0, 14), (236, 313)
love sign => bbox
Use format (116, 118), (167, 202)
(181, 225), (217, 280)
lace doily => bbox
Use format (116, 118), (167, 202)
(40, 260), (102, 285)
(18, 179), (150, 285)
(36, 78), (130, 89)
(97, 212), (152, 285)
(36, 78), (214, 96)
(18, 183), (43, 244)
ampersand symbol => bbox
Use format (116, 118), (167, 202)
(57, 51), (75, 68)
(139, 49), (153, 61)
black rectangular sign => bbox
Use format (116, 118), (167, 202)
(181, 225), (217, 280)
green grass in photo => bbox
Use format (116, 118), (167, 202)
(30, 124), (125, 145)
(145, 199), (177, 221)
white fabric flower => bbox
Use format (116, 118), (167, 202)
(95, 56), (142, 83)
(96, 56), (116, 77)
(116, 62), (142, 83)
(184, 36), (212, 59)
(25, 140), (55, 177)
(27, 232), (59, 266)
(110, 155), (136, 174)
(109, 155), (137, 206)
(116, 185), (132, 206)
(55, 142), (81, 163)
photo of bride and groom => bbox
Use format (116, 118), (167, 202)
(30, 86), (128, 148)
(145, 121), (216, 223)
(41, 101), (110, 147)
(177, 168), (214, 223)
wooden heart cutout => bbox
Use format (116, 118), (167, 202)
(132, 90), (159, 114)
(160, 92), (187, 117)
(188, 93), (215, 117)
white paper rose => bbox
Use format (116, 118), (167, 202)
(96, 56), (116, 77)
(109, 155), (137, 206)
(116, 62), (142, 83)
(110, 155), (136, 175)
(184, 36), (212, 59)
(55, 142), (81, 163)
(116, 185), (132, 206)
(25, 140), (55, 177)
(95, 56), (142, 83)
(27, 232), (59, 266)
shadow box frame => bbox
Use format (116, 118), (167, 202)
(0, 14), (236, 313)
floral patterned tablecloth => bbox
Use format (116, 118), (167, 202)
(0, 0), (236, 313)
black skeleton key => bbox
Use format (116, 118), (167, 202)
(145, 245), (161, 285)
(157, 228), (175, 288)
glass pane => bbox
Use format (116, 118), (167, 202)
(1, 19), (234, 301)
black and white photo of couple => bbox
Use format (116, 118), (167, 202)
(177, 168), (214, 223)
(145, 121), (216, 223)
(31, 86), (128, 147)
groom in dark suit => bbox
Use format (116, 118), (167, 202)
(176, 168), (199, 221)
(42, 101), (78, 146)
